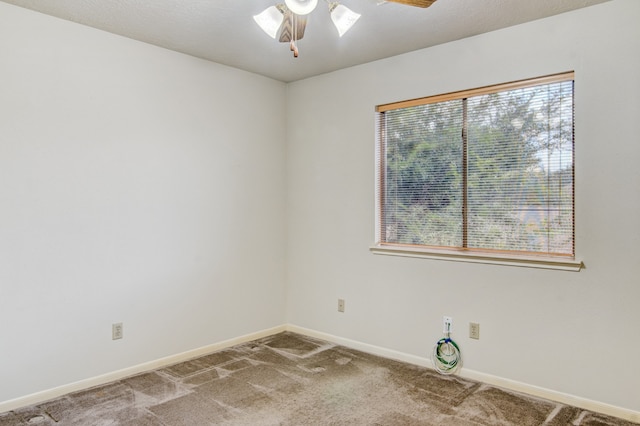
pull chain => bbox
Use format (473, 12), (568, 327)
(289, 13), (299, 57)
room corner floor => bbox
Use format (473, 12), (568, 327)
(1, 332), (636, 425)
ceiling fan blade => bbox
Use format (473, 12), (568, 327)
(385, 0), (436, 8)
(278, 11), (307, 42)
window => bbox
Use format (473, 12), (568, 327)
(373, 72), (581, 270)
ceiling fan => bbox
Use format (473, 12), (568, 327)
(254, 0), (437, 57)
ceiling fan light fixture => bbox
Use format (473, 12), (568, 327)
(284, 0), (318, 15)
(253, 6), (284, 39)
(329, 3), (361, 37)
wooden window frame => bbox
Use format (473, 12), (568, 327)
(372, 72), (583, 271)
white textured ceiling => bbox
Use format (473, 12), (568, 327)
(1, 0), (610, 82)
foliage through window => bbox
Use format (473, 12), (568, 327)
(375, 73), (575, 259)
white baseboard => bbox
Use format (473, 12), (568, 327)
(286, 324), (640, 424)
(0, 325), (286, 414)
(2, 324), (638, 424)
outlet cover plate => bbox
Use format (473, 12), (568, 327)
(469, 322), (480, 339)
(112, 323), (123, 340)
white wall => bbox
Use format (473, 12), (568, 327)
(286, 0), (640, 413)
(0, 3), (287, 403)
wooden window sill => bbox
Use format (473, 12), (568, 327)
(370, 245), (583, 272)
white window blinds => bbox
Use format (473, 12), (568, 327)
(376, 72), (574, 257)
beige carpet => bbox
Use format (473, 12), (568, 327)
(1, 332), (636, 425)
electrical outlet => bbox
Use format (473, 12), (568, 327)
(112, 323), (123, 340)
(338, 299), (345, 313)
(469, 322), (480, 340)
(443, 316), (452, 333)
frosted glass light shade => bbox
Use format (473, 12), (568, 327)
(330, 4), (361, 37)
(253, 6), (284, 39)
(284, 0), (318, 15)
